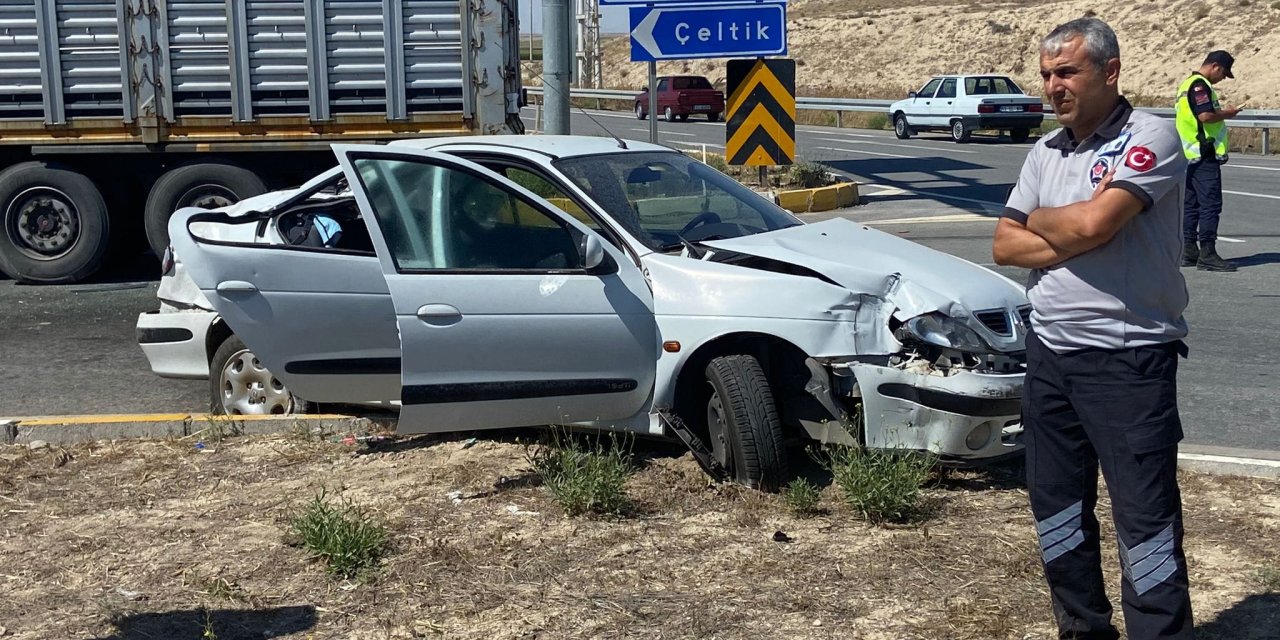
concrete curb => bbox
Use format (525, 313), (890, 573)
(4, 415), (1277, 479)
(0, 413), (388, 447)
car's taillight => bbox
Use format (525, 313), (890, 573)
(977, 103), (997, 114)
(1028, 103), (1044, 112)
(161, 246), (175, 275)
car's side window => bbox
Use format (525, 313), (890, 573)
(352, 157), (581, 272)
(918, 79), (941, 98)
(937, 79), (957, 99)
(994, 78), (1018, 94)
(657, 78), (669, 92)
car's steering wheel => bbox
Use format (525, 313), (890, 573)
(679, 211), (721, 235)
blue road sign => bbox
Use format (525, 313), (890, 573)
(629, 3), (787, 62)
(605, 0), (781, 5)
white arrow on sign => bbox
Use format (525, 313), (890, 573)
(631, 9), (663, 60)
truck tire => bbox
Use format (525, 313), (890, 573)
(210, 334), (313, 416)
(704, 354), (787, 491)
(0, 161), (110, 284)
(145, 162), (267, 258)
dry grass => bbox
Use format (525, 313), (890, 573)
(0, 434), (1278, 639)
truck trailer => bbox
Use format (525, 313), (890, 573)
(0, 0), (523, 283)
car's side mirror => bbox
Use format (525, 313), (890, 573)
(579, 234), (616, 275)
(641, 86), (648, 93)
(908, 91), (917, 98)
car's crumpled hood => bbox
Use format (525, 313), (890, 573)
(701, 217), (1026, 321)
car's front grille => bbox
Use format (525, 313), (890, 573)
(1017, 305), (1032, 327)
(976, 309), (1011, 335)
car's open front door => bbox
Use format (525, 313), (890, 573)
(333, 144), (658, 434)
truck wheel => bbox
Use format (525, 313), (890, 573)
(894, 113), (911, 139)
(635, 103), (646, 120)
(950, 119), (972, 143)
(704, 354), (787, 491)
(664, 106), (676, 122)
(145, 162), (267, 258)
(0, 161), (110, 284)
(708, 112), (720, 122)
(210, 335), (312, 415)
(1010, 128), (1031, 143)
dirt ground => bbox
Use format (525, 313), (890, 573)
(1, 431), (1278, 640)
(593, 0), (1280, 108)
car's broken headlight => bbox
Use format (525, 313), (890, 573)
(903, 312), (994, 354)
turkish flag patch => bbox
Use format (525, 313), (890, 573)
(1125, 146), (1157, 172)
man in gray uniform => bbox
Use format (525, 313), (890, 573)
(993, 17), (1193, 640)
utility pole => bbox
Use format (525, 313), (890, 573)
(542, 0), (571, 134)
(573, 0), (602, 88)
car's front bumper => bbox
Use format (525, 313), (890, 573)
(964, 114), (1044, 130)
(847, 363), (1024, 461)
(136, 310), (217, 379)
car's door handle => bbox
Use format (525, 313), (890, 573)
(416, 304), (461, 320)
(216, 280), (258, 294)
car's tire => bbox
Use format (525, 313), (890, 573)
(144, 162), (267, 259)
(1010, 128), (1031, 144)
(950, 119), (972, 143)
(210, 335), (312, 416)
(704, 354), (787, 492)
(664, 106), (676, 122)
(893, 113), (911, 139)
(679, 113), (690, 122)
(0, 161), (110, 284)
(635, 102), (646, 120)
(708, 112), (721, 122)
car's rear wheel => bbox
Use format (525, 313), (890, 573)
(679, 113), (689, 122)
(1010, 128), (1031, 143)
(893, 113), (911, 139)
(704, 354), (787, 491)
(210, 335), (312, 415)
(951, 119), (972, 143)
(708, 112), (721, 122)
(664, 106), (676, 122)
(635, 102), (646, 120)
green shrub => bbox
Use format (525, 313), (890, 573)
(865, 113), (889, 130)
(1255, 566), (1280, 592)
(788, 160), (831, 188)
(782, 478), (823, 516)
(528, 431), (633, 516)
(823, 445), (936, 524)
(704, 153), (729, 173)
(289, 491), (390, 579)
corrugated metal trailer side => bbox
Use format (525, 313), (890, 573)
(0, 0), (522, 283)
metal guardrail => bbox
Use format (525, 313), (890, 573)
(526, 87), (1277, 153)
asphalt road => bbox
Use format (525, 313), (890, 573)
(2, 111), (1276, 453)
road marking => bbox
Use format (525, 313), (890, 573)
(671, 140), (725, 149)
(1228, 164), (1280, 172)
(1224, 189), (1280, 200)
(812, 131), (979, 154)
(1218, 237), (1247, 243)
(660, 131), (698, 137)
(816, 145), (913, 159)
(864, 213), (997, 225)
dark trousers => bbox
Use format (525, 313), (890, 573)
(1023, 332), (1193, 640)
(1183, 159), (1223, 243)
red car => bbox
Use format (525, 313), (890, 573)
(635, 75), (725, 123)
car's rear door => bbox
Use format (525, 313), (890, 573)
(333, 144), (658, 434)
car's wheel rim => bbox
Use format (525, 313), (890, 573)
(177, 184), (238, 210)
(220, 348), (293, 415)
(953, 122), (964, 138)
(665, 107), (673, 121)
(636, 104), (643, 117)
(705, 389), (733, 472)
(895, 117), (906, 135)
(5, 186), (81, 261)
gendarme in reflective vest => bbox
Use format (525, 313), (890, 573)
(1175, 72), (1227, 161)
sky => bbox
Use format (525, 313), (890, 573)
(519, 1), (632, 35)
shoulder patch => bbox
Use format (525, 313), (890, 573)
(1125, 146), (1157, 172)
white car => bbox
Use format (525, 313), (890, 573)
(137, 135), (1030, 489)
(889, 75), (1045, 143)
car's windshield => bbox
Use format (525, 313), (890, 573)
(965, 76), (1024, 95)
(552, 151), (801, 252)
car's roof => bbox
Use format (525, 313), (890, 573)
(387, 134), (674, 159)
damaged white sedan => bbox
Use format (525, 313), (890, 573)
(137, 135), (1029, 490)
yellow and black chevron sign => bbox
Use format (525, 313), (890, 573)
(725, 58), (796, 166)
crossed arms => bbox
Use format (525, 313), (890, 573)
(992, 173), (1146, 269)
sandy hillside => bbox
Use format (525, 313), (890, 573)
(595, 0), (1280, 107)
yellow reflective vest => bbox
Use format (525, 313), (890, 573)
(1175, 73), (1227, 162)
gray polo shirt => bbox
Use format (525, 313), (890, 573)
(1004, 98), (1189, 354)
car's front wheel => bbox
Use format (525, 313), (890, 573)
(635, 102), (646, 120)
(704, 354), (787, 491)
(893, 113), (911, 139)
(951, 119), (972, 143)
(210, 335), (311, 415)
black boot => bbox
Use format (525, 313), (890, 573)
(1197, 241), (1237, 272)
(1181, 240), (1199, 267)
